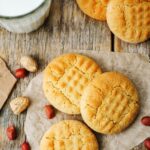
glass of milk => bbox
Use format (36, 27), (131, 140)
(0, 0), (45, 18)
(0, 0), (52, 33)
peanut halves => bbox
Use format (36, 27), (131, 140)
(10, 97), (30, 115)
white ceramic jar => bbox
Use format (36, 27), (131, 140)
(0, 0), (52, 33)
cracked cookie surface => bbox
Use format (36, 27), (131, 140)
(40, 120), (99, 150)
(43, 53), (102, 114)
(107, 0), (150, 43)
(80, 72), (139, 134)
(76, 0), (109, 21)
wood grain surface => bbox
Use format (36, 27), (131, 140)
(0, 0), (149, 150)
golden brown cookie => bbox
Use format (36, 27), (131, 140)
(43, 53), (102, 114)
(107, 0), (150, 43)
(76, 0), (109, 21)
(80, 72), (139, 134)
(40, 120), (99, 150)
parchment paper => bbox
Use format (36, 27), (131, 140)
(24, 51), (150, 150)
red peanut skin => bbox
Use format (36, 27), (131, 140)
(144, 138), (150, 150)
(15, 68), (28, 78)
(141, 116), (150, 126)
(21, 141), (31, 150)
(44, 105), (55, 119)
(6, 125), (17, 140)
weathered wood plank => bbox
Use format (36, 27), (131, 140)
(0, 0), (111, 149)
(114, 37), (150, 55)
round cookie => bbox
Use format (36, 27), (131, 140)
(80, 72), (140, 134)
(43, 53), (102, 114)
(76, 0), (109, 21)
(107, 0), (150, 43)
(40, 120), (99, 150)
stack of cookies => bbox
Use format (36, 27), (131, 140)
(40, 53), (140, 150)
(76, 0), (150, 43)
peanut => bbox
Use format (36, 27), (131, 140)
(21, 141), (31, 150)
(144, 138), (150, 149)
(15, 68), (28, 78)
(20, 55), (38, 72)
(44, 105), (55, 119)
(141, 116), (150, 126)
(6, 125), (17, 140)
(10, 97), (30, 115)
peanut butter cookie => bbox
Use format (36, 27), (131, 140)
(107, 0), (150, 43)
(76, 0), (109, 21)
(80, 72), (139, 134)
(40, 120), (99, 150)
(43, 53), (102, 114)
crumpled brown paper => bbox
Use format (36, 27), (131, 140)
(24, 51), (150, 150)
(0, 57), (16, 109)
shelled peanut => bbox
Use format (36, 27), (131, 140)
(21, 141), (31, 150)
(6, 125), (17, 140)
(10, 97), (30, 115)
(44, 105), (55, 119)
(20, 55), (38, 73)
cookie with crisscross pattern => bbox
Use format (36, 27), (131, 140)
(76, 0), (109, 20)
(40, 120), (99, 150)
(107, 0), (150, 43)
(80, 72), (139, 134)
(43, 53), (102, 114)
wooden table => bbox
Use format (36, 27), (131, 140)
(0, 0), (149, 149)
